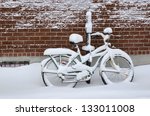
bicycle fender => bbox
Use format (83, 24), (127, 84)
(41, 58), (50, 67)
(102, 48), (133, 67)
(44, 48), (77, 56)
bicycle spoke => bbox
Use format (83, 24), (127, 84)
(101, 67), (120, 73)
(100, 55), (134, 84)
(42, 67), (58, 74)
(42, 55), (77, 87)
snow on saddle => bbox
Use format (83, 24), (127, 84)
(69, 33), (83, 44)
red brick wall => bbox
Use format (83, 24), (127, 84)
(0, 0), (150, 57)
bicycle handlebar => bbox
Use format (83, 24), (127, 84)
(91, 32), (102, 36)
(91, 32), (112, 44)
(91, 32), (105, 39)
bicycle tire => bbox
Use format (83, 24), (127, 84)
(99, 49), (134, 84)
(41, 55), (78, 87)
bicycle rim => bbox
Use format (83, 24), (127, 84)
(42, 55), (77, 87)
(100, 56), (134, 84)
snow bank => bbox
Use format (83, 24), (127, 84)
(0, 63), (150, 99)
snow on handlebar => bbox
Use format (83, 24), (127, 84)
(91, 27), (113, 36)
(91, 32), (102, 36)
(91, 32), (111, 44)
(91, 27), (113, 42)
(91, 32), (106, 40)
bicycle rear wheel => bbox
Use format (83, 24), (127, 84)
(41, 55), (77, 87)
(100, 51), (134, 84)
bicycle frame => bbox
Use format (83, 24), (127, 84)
(43, 42), (119, 82)
(41, 10), (134, 86)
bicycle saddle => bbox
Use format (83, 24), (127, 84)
(69, 33), (83, 44)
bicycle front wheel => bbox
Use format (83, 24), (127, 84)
(100, 50), (134, 84)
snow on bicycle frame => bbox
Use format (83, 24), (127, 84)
(41, 31), (134, 87)
(41, 9), (134, 87)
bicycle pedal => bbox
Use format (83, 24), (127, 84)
(86, 80), (91, 84)
(72, 82), (78, 88)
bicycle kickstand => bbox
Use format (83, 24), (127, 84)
(73, 82), (78, 88)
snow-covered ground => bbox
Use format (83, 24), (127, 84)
(0, 63), (150, 99)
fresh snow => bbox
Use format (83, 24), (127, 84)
(0, 63), (150, 99)
(1, 0), (93, 29)
(1, 0), (149, 28)
(103, 27), (112, 34)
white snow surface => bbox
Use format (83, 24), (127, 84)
(0, 63), (150, 99)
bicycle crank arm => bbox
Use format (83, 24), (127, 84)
(42, 69), (58, 74)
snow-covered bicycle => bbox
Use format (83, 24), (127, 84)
(41, 10), (134, 87)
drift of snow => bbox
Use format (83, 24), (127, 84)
(0, 63), (150, 99)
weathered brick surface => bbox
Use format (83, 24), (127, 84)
(0, 0), (150, 56)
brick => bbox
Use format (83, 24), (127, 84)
(140, 47), (149, 50)
(45, 32), (57, 36)
(35, 40), (45, 44)
(7, 37), (18, 40)
(14, 49), (25, 53)
(2, 33), (12, 36)
(24, 41), (35, 44)
(49, 37), (60, 41)
(0, 29), (6, 32)
(56, 32), (70, 36)
(51, 28), (61, 32)
(134, 35), (145, 39)
(17, 29), (29, 33)
(18, 37), (29, 40)
(145, 35), (150, 39)
(0, 37), (7, 41)
(45, 41), (56, 44)
(139, 39), (149, 43)
(27, 29), (40, 33)
(35, 32), (46, 36)
(40, 29), (51, 32)
(24, 32), (35, 36)
(13, 33), (24, 36)
(2, 41), (12, 45)
(0, 1), (150, 56)
(40, 37), (51, 40)
(144, 43), (150, 46)
(130, 31), (140, 35)
(25, 49), (36, 52)
(30, 37), (40, 40)
(129, 39), (139, 43)
(114, 28), (122, 31)
(118, 39), (129, 43)
(36, 49), (45, 52)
